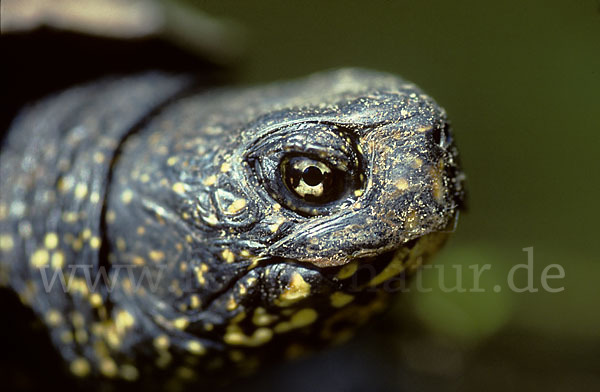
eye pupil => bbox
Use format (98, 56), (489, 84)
(279, 155), (354, 209)
(302, 166), (324, 186)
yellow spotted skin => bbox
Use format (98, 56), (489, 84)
(0, 69), (464, 389)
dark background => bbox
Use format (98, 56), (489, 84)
(186, 0), (599, 391)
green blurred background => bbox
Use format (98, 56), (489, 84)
(180, 0), (599, 390)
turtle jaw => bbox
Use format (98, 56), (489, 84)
(178, 232), (449, 364)
(318, 228), (451, 294)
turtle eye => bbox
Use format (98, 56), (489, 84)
(281, 156), (345, 204)
(246, 123), (365, 216)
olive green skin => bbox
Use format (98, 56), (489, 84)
(0, 69), (464, 389)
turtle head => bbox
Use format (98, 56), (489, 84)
(107, 69), (465, 372)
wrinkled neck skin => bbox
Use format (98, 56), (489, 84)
(106, 69), (464, 374)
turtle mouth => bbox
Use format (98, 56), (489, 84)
(260, 243), (410, 289)
(257, 243), (415, 298)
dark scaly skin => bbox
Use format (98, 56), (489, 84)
(0, 69), (465, 389)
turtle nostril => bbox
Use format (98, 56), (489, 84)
(430, 127), (442, 146)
